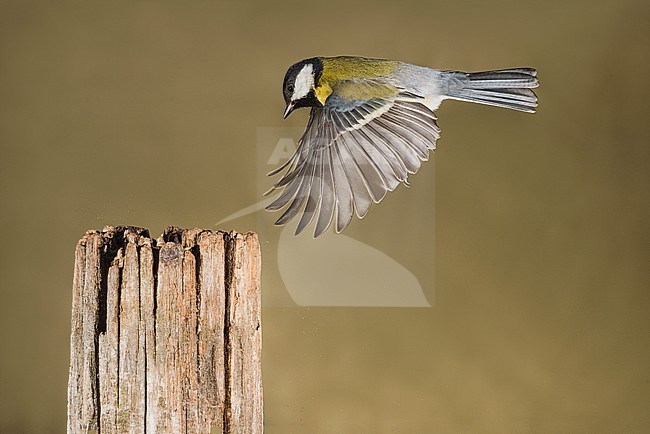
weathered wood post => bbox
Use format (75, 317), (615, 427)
(67, 226), (262, 433)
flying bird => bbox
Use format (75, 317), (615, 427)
(267, 56), (539, 237)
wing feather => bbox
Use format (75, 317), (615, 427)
(266, 163), (307, 210)
(371, 119), (422, 172)
(350, 128), (401, 190)
(362, 123), (410, 180)
(330, 142), (355, 232)
(391, 104), (440, 143)
(314, 147), (335, 237)
(295, 148), (323, 235)
(345, 131), (389, 202)
(336, 133), (374, 218)
(274, 153), (317, 225)
(380, 113), (431, 159)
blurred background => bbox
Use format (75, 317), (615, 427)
(1, 0), (648, 432)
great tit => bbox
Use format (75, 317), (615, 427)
(267, 56), (539, 237)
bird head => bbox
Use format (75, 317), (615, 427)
(282, 58), (324, 118)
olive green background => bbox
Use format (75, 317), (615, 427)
(1, 0), (648, 432)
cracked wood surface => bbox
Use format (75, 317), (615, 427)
(67, 226), (262, 434)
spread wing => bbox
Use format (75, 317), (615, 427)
(266, 93), (440, 237)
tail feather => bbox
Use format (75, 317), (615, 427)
(444, 68), (539, 113)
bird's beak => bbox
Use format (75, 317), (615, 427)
(283, 102), (295, 119)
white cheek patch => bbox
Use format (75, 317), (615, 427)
(292, 64), (314, 101)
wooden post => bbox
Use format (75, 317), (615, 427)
(67, 226), (262, 434)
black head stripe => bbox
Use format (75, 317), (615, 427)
(293, 91), (321, 110)
(311, 57), (324, 86)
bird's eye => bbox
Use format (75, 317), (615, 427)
(287, 84), (294, 93)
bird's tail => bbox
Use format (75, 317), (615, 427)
(444, 68), (539, 113)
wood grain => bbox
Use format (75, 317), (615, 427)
(67, 226), (262, 434)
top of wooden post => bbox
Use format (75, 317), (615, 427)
(68, 226), (262, 434)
